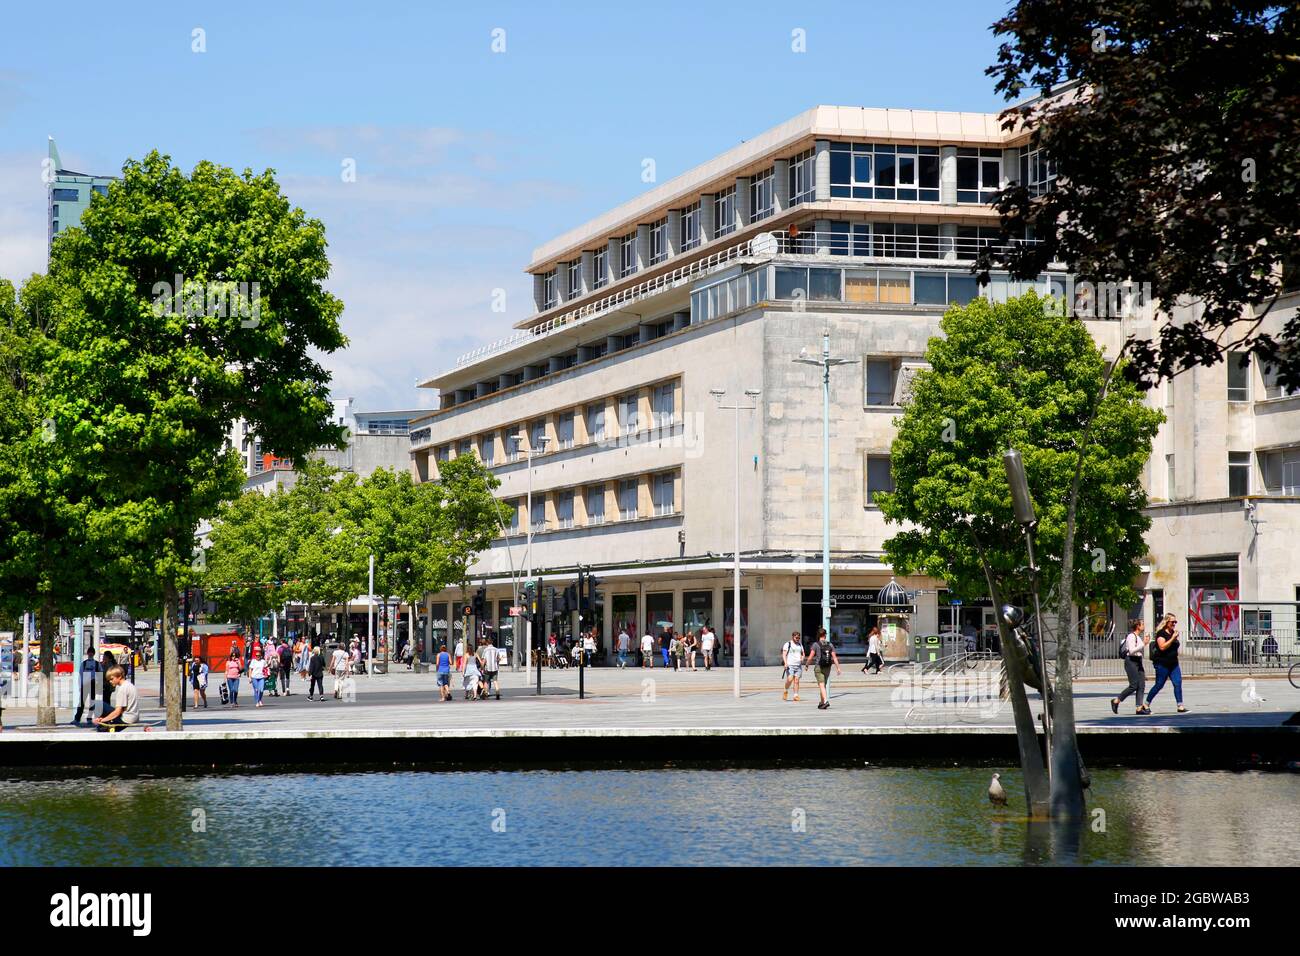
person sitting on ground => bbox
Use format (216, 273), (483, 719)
(93, 666), (140, 732)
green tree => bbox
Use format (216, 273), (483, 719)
(42, 151), (347, 729)
(982, 1), (1300, 388)
(0, 275), (138, 724)
(201, 490), (287, 629)
(878, 293), (1162, 815)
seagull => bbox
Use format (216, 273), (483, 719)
(988, 772), (1007, 807)
(1242, 680), (1267, 706)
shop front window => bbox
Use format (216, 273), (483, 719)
(645, 592), (674, 658)
(683, 590), (712, 638)
(723, 589), (748, 658)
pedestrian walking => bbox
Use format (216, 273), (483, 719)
(307, 646), (326, 700)
(72, 646), (100, 725)
(685, 630), (698, 671)
(583, 630), (596, 666)
(482, 637), (501, 700)
(332, 646), (352, 700)
(863, 626), (884, 674)
(191, 657), (209, 708)
(659, 630), (671, 669)
(669, 631), (683, 672)
(781, 631), (804, 701)
(616, 627), (629, 668)
(1111, 620), (1150, 715)
(1146, 614), (1187, 714)
(249, 647), (269, 708)
(806, 628), (842, 710)
(463, 649), (482, 700)
(92, 666), (140, 732)
(224, 643), (243, 708)
(454, 637), (466, 672)
(436, 644), (452, 701)
(277, 640), (294, 696)
(700, 625), (715, 670)
(640, 631), (654, 668)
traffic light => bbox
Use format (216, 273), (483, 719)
(581, 572), (600, 611)
(545, 586), (556, 620)
(563, 584), (577, 615)
(472, 585), (487, 619)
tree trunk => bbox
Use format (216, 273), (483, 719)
(162, 582), (183, 731)
(36, 600), (57, 726)
(981, 569), (1049, 815)
(1050, 576), (1086, 820)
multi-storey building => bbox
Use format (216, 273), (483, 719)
(408, 105), (1300, 664)
(46, 138), (114, 258)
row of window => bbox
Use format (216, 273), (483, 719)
(1226, 351), (1300, 403)
(504, 469), (680, 534)
(1166, 447), (1300, 499)
(803, 220), (1011, 260)
(432, 381), (679, 467)
(539, 141), (1039, 311)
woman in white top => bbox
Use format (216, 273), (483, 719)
(248, 649), (269, 708)
(462, 651), (481, 699)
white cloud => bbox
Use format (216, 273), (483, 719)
(0, 150), (50, 284)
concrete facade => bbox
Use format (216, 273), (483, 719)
(409, 104), (1300, 666)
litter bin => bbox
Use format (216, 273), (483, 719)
(912, 634), (942, 664)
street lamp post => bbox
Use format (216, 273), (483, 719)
(511, 432), (550, 689)
(794, 330), (858, 634)
(710, 387), (760, 700)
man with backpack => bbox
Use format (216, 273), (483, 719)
(781, 631), (804, 701)
(805, 628), (842, 710)
(277, 639), (295, 696)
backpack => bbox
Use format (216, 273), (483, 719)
(813, 640), (832, 666)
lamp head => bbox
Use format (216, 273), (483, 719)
(744, 388), (761, 398)
(1000, 604), (1025, 627)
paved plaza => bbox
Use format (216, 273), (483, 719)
(3, 663), (1296, 736)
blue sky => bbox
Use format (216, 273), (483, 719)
(0, 0), (1014, 410)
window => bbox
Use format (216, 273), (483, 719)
(689, 268), (767, 324)
(1262, 362), (1300, 399)
(543, 270), (557, 309)
(91, 184), (108, 196)
(556, 489), (575, 529)
(846, 270), (910, 304)
(649, 218), (668, 264)
(51, 204), (59, 218)
(714, 187), (736, 238)
(915, 271), (980, 306)
(1018, 147), (1056, 196)
(557, 411), (575, 449)
(1227, 352), (1251, 402)
(829, 144), (939, 202)
(620, 233), (638, 278)
(458, 438), (473, 458)
(1228, 451), (1251, 497)
(680, 203), (700, 251)
(480, 433), (495, 465)
(567, 260), (582, 298)
(789, 149), (815, 205)
(652, 471), (676, 515)
(956, 149), (1003, 204)
(773, 267), (841, 302)
(593, 247), (608, 289)
(1261, 447), (1300, 495)
(586, 403), (606, 443)
(619, 478), (638, 520)
(1166, 454), (1176, 499)
(506, 431), (524, 462)
(652, 382), (675, 427)
(586, 484), (606, 525)
(750, 169), (774, 222)
(529, 418), (547, 451)
(531, 497), (546, 531)
(865, 360), (897, 406)
(51, 187), (79, 201)
(865, 455), (894, 505)
(620, 392), (639, 434)
(506, 501), (520, 533)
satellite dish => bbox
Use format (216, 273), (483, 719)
(752, 232), (778, 255)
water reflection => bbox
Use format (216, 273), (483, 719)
(0, 768), (1294, 866)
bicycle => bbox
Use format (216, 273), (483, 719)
(1289, 660), (1300, 690)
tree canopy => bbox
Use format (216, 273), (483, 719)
(982, 1), (1300, 389)
(878, 293), (1163, 611)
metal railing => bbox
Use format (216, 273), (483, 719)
(766, 229), (1044, 262)
(899, 650), (1006, 724)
